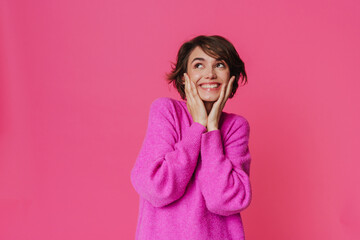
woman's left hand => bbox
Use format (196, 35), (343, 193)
(207, 76), (236, 131)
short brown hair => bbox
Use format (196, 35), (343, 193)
(165, 35), (247, 100)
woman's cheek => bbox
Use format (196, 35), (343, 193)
(191, 73), (202, 83)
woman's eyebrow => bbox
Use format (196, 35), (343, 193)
(191, 57), (205, 63)
(191, 57), (223, 63)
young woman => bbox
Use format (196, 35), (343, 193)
(130, 35), (252, 240)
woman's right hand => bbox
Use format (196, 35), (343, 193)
(183, 73), (208, 128)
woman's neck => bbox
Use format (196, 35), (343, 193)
(204, 101), (214, 115)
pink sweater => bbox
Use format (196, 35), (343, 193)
(130, 97), (252, 240)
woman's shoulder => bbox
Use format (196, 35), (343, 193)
(148, 97), (186, 117)
(150, 97), (185, 111)
(150, 96), (176, 106)
(221, 111), (250, 130)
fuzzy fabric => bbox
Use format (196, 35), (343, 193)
(130, 97), (252, 240)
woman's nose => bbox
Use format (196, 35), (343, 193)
(204, 68), (216, 79)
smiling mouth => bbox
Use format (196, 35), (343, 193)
(199, 83), (221, 89)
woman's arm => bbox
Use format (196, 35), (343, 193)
(130, 97), (207, 208)
(198, 117), (252, 216)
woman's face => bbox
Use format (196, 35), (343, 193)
(184, 46), (231, 102)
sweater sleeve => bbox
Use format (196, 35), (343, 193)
(130, 97), (207, 208)
(198, 117), (252, 216)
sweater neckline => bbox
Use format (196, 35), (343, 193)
(178, 98), (227, 122)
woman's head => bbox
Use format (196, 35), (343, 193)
(166, 35), (247, 101)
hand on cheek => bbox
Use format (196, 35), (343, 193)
(207, 76), (236, 131)
(183, 73), (208, 128)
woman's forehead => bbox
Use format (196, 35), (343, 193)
(189, 46), (221, 62)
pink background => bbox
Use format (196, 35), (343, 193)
(1, 0), (359, 239)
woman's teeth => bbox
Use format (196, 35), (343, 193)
(200, 84), (220, 89)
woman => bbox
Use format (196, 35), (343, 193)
(130, 35), (252, 240)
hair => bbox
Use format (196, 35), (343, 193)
(165, 35), (248, 100)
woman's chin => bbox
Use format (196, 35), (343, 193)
(200, 95), (219, 102)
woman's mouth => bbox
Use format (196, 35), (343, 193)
(199, 83), (221, 91)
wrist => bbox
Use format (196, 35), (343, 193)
(206, 125), (218, 132)
(195, 121), (207, 128)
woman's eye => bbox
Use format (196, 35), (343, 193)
(217, 62), (225, 68)
(194, 62), (225, 69)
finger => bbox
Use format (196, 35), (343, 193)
(216, 80), (228, 110)
(186, 74), (202, 105)
(184, 73), (191, 98)
(219, 80), (227, 102)
(184, 73), (191, 102)
(184, 73), (193, 98)
(183, 73), (188, 99)
(219, 76), (235, 108)
(210, 84), (224, 114)
(188, 75), (198, 98)
(184, 73), (195, 104)
(208, 85), (224, 118)
(190, 79), (202, 101)
(225, 76), (235, 99)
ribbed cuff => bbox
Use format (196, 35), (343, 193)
(201, 130), (224, 157)
(181, 121), (207, 147)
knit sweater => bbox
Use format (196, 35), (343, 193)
(130, 97), (252, 240)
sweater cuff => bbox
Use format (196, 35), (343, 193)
(182, 121), (207, 145)
(191, 121), (207, 133)
(201, 130), (224, 157)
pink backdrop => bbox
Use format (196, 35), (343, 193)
(1, 0), (359, 239)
